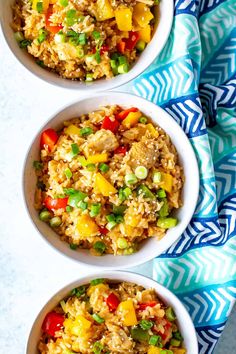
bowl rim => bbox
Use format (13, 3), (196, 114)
(26, 270), (199, 354)
(22, 91), (200, 269)
(0, 0), (174, 91)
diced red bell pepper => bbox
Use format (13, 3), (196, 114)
(124, 32), (140, 51)
(117, 40), (126, 54)
(138, 301), (158, 310)
(45, 6), (63, 34)
(40, 128), (58, 151)
(44, 196), (68, 211)
(116, 107), (139, 121)
(99, 226), (109, 235)
(100, 45), (109, 54)
(114, 146), (127, 155)
(101, 116), (120, 133)
(42, 311), (65, 337)
(106, 292), (120, 311)
(158, 321), (172, 341)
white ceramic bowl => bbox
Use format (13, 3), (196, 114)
(0, 0), (173, 91)
(23, 92), (199, 269)
(26, 271), (198, 354)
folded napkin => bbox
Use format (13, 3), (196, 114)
(124, 0), (236, 352)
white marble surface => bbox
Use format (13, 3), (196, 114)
(0, 29), (235, 353)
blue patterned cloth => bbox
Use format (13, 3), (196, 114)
(124, 0), (236, 352)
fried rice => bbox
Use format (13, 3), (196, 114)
(38, 279), (186, 353)
(12, 0), (157, 80)
(34, 105), (184, 256)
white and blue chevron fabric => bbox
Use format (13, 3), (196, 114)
(123, 0), (236, 353)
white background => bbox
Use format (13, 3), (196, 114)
(0, 29), (235, 353)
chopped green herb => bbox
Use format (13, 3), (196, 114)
(90, 203), (101, 217)
(106, 221), (117, 230)
(92, 31), (101, 40)
(70, 243), (77, 250)
(20, 39), (31, 48)
(93, 341), (103, 354)
(136, 39), (146, 52)
(173, 331), (183, 341)
(86, 163), (96, 172)
(71, 143), (79, 157)
(112, 205), (127, 215)
(170, 339), (181, 347)
(117, 237), (128, 249)
(159, 198), (169, 217)
(118, 56), (127, 65)
(77, 47), (85, 58)
(68, 191), (87, 207)
(117, 63), (129, 74)
(99, 163), (109, 173)
(139, 116), (147, 124)
(33, 160), (43, 170)
(157, 188), (166, 198)
(115, 215), (124, 224)
(92, 313), (105, 323)
(80, 127), (93, 136)
(90, 278), (105, 286)
(137, 184), (155, 199)
(149, 335), (161, 346)
(66, 205), (72, 212)
(37, 29), (48, 43)
(165, 306), (177, 321)
(93, 241), (106, 254)
(157, 217), (178, 229)
(106, 214), (116, 222)
(78, 200), (88, 210)
(140, 319), (154, 330)
(59, 0), (68, 7)
(36, 2), (43, 13)
(125, 173), (138, 185)
(64, 168), (72, 179)
(130, 327), (150, 343)
(86, 73), (93, 82)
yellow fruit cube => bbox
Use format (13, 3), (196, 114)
(94, 173), (117, 196)
(133, 3), (154, 27)
(118, 299), (138, 326)
(161, 172), (173, 193)
(87, 283), (109, 296)
(139, 25), (151, 43)
(148, 346), (162, 354)
(122, 111), (142, 129)
(86, 153), (108, 164)
(115, 8), (132, 31)
(65, 124), (81, 136)
(95, 0), (114, 21)
(77, 214), (99, 238)
(146, 123), (159, 137)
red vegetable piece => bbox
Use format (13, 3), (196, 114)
(124, 31), (140, 50)
(100, 45), (109, 54)
(106, 292), (120, 311)
(45, 6), (63, 34)
(101, 116), (120, 133)
(40, 128), (58, 151)
(116, 107), (138, 121)
(42, 311), (65, 337)
(99, 226), (109, 235)
(138, 301), (158, 310)
(117, 40), (126, 54)
(114, 146), (127, 155)
(158, 321), (172, 341)
(44, 196), (68, 211)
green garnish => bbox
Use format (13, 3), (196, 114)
(80, 127), (93, 136)
(115, 215), (124, 224)
(157, 217), (178, 229)
(86, 163), (96, 172)
(99, 163), (109, 173)
(20, 39), (31, 48)
(106, 221), (117, 230)
(77, 48), (85, 58)
(78, 200), (88, 210)
(92, 313), (105, 324)
(93, 341), (103, 354)
(165, 306), (177, 321)
(137, 184), (155, 199)
(93, 241), (106, 254)
(159, 199), (169, 217)
(157, 188), (166, 198)
(36, 1), (43, 13)
(149, 334), (161, 346)
(139, 319), (154, 330)
(37, 29), (48, 44)
(139, 116), (147, 124)
(64, 168), (72, 179)
(117, 237), (128, 249)
(92, 31), (101, 40)
(86, 73), (93, 82)
(170, 339), (181, 347)
(94, 50), (101, 63)
(90, 278), (105, 286)
(118, 63), (129, 74)
(173, 331), (183, 341)
(39, 210), (51, 222)
(130, 327), (150, 343)
(90, 203), (101, 217)
(60, 0), (68, 7)
(106, 214), (116, 222)
(50, 216), (62, 228)
(136, 39), (146, 52)
(118, 56), (127, 65)
(125, 173), (138, 185)
(118, 187), (132, 201)
(68, 191), (87, 208)
(14, 31), (24, 43)
(71, 143), (79, 157)
(33, 160), (43, 170)
(153, 171), (162, 184)
(69, 243), (77, 250)
(66, 205), (72, 212)
(112, 205), (127, 215)
(36, 60), (45, 68)
(135, 166), (148, 180)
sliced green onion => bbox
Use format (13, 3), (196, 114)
(78, 200), (88, 210)
(80, 127), (93, 136)
(137, 184), (155, 199)
(93, 341), (103, 354)
(92, 30), (101, 40)
(118, 63), (129, 74)
(14, 31), (24, 42)
(173, 331), (183, 341)
(170, 339), (181, 347)
(78, 33), (87, 45)
(125, 173), (138, 185)
(112, 205), (126, 215)
(140, 319), (154, 330)
(66, 9), (76, 18)
(165, 307), (176, 321)
(106, 214), (116, 222)
(86, 163), (96, 172)
(77, 47), (84, 58)
(63, 188), (77, 195)
(92, 313), (105, 323)
(70, 243), (77, 250)
(37, 29), (48, 43)
(39, 210), (51, 222)
(111, 52), (119, 60)
(136, 39), (146, 52)
(94, 50), (101, 63)
(68, 191), (87, 207)
(33, 160), (43, 170)
(130, 327), (150, 343)
(157, 217), (178, 229)
(123, 247), (135, 255)
(118, 55), (127, 65)
(106, 221), (117, 230)
(117, 237), (128, 249)
(36, 2), (43, 13)
(66, 205), (72, 212)
(20, 39), (31, 48)
(59, 0), (68, 7)
(36, 60), (45, 67)
(54, 33), (66, 43)
(118, 187), (132, 201)
(139, 116), (147, 124)
(157, 188), (166, 198)
(135, 166), (148, 180)
(64, 168), (72, 179)
(71, 285), (86, 297)
(86, 73), (94, 82)
(99, 163), (109, 173)
(90, 203), (101, 217)
(159, 198), (169, 217)
(71, 143), (79, 157)
(110, 59), (117, 69)
(90, 278), (105, 286)
(77, 15), (85, 23)
(93, 241), (106, 254)
(153, 171), (162, 184)
(50, 216), (62, 228)
(149, 335), (161, 346)
(115, 215), (124, 224)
